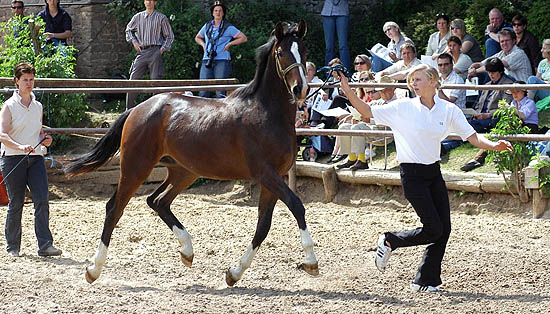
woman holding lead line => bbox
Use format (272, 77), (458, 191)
(337, 64), (513, 292)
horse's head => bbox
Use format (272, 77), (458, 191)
(272, 21), (308, 102)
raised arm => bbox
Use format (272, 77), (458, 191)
(338, 73), (373, 119)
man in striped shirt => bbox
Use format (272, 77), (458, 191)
(125, 0), (174, 109)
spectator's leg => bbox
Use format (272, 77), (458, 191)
(213, 60), (232, 98)
(126, 53), (148, 109)
(338, 123), (352, 155)
(322, 16), (336, 66)
(441, 139), (463, 153)
(335, 15), (351, 71)
(485, 38), (501, 58)
(527, 75), (550, 101)
(149, 48), (165, 80)
(199, 60), (214, 98)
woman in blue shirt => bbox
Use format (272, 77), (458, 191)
(195, 1), (247, 98)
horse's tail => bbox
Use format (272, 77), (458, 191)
(65, 110), (132, 178)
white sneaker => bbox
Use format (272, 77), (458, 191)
(410, 283), (441, 292)
(7, 250), (20, 257)
(375, 234), (391, 272)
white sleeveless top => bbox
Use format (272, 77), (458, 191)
(1, 91), (45, 156)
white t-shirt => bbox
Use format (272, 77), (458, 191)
(371, 95), (475, 164)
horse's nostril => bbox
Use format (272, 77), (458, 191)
(293, 84), (301, 96)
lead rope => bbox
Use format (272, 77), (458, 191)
(304, 64), (353, 101)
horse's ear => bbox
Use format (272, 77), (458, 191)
(274, 22), (285, 42)
(297, 20), (307, 39)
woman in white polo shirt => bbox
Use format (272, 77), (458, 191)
(338, 64), (513, 292)
(0, 62), (61, 258)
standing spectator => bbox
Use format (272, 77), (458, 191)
(338, 64), (512, 292)
(484, 8), (512, 58)
(11, 0), (24, 17)
(0, 62), (62, 258)
(125, 0), (174, 109)
(437, 53), (466, 109)
(38, 0), (72, 47)
(446, 36), (472, 80)
(195, 1), (247, 98)
(527, 39), (550, 101)
(468, 29), (532, 82)
(321, 0), (350, 71)
(379, 43), (422, 81)
(427, 13), (451, 57)
(512, 14), (542, 75)
(450, 19), (483, 62)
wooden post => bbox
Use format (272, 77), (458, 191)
(288, 161), (297, 193)
(532, 189), (548, 219)
(321, 167), (338, 202)
(28, 19), (42, 56)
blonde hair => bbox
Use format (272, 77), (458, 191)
(543, 39), (550, 46)
(406, 64), (441, 90)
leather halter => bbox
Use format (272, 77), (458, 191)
(274, 47), (306, 96)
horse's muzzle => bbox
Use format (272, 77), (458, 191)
(293, 82), (307, 102)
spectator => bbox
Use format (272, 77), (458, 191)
(352, 54), (372, 81)
(512, 14), (542, 75)
(0, 62), (61, 258)
(195, 1), (247, 98)
(427, 13), (451, 57)
(309, 89), (332, 127)
(379, 43), (422, 81)
(437, 53), (466, 109)
(527, 39), (550, 101)
(11, 0), (24, 17)
(468, 29), (532, 82)
(446, 36), (472, 80)
(450, 19), (483, 62)
(321, 0), (350, 71)
(304, 61), (322, 118)
(370, 21), (414, 72)
(442, 58), (513, 155)
(38, 0), (72, 47)
(484, 8), (512, 58)
(125, 0), (174, 109)
(326, 57), (345, 99)
(507, 81), (538, 133)
(355, 71), (376, 102)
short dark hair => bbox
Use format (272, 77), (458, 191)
(13, 62), (35, 86)
(437, 53), (453, 64)
(485, 57), (505, 73)
(436, 13), (450, 25)
(512, 14), (528, 26)
(210, 1), (227, 18)
(447, 36), (462, 46)
(498, 28), (516, 41)
(11, 0), (24, 7)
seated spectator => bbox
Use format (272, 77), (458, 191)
(335, 76), (397, 170)
(309, 89), (332, 127)
(484, 8), (512, 58)
(355, 70), (376, 102)
(457, 58), (514, 170)
(304, 61), (323, 118)
(443, 57), (513, 155)
(512, 14), (541, 75)
(437, 53), (466, 109)
(352, 54), (372, 81)
(379, 43), (421, 81)
(450, 18), (483, 62)
(507, 81), (538, 133)
(468, 29), (532, 83)
(38, 0), (72, 47)
(446, 36), (472, 80)
(427, 13), (451, 58)
(527, 39), (550, 101)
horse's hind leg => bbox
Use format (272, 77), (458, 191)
(260, 172), (319, 276)
(146, 166), (198, 267)
(226, 186), (277, 286)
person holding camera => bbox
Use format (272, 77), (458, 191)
(195, 1), (247, 98)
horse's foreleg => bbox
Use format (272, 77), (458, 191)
(147, 169), (198, 267)
(261, 174), (319, 276)
(226, 186), (276, 286)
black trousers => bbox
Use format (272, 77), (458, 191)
(385, 162), (451, 287)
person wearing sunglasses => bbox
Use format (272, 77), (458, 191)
(450, 19), (483, 62)
(352, 54), (372, 81)
(436, 53), (466, 109)
(511, 14), (541, 75)
(427, 13), (451, 59)
(11, 0), (24, 17)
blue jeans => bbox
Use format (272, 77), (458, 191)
(370, 54), (393, 73)
(322, 15), (350, 71)
(199, 60), (232, 98)
(1, 155), (53, 252)
(485, 37), (501, 58)
(527, 76), (550, 101)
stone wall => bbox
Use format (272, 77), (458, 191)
(0, 0), (130, 78)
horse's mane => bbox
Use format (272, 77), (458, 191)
(230, 23), (299, 100)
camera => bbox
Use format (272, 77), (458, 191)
(205, 50), (217, 69)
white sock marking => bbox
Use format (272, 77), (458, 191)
(301, 228), (317, 265)
(229, 244), (259, 281)
(172, 225), (193, 258)
(87, 241), (108, 279)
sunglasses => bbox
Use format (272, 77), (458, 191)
(359, 78), (369, 82)
(451, 25), (460, 30)
(11, 6), (23, 9)
(384, 27), (393, 33)
(354, 61), (366, 65)
(437, 62), (451, 67)
(512, 23), (524, 27)
(365, 90), (378, 94)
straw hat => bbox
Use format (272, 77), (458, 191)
(375, 75), (396, 91)
(505, 80), (527, 94)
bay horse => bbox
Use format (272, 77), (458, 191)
(65, 21), (319, 286)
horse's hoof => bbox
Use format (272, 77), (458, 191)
(85, 268), (97, 284)
(180, 252), (194, 267)
(299, 263), (319, 276)
(225, 269), (238, 287)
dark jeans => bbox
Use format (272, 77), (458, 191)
(199, 60), (232, 98)
(322, 15), (350, 71)
(385, 162), (450, 287)
(1, 155), (53, 252)
(485, 37), (501, 58)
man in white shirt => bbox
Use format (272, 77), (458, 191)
(379, 43), (422, 81)
(468, 29), (532, 82)
(437, 53), (466, 109)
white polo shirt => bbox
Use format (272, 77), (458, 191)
(440, 71), (466, 109)
(371, 95), (475, 165)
